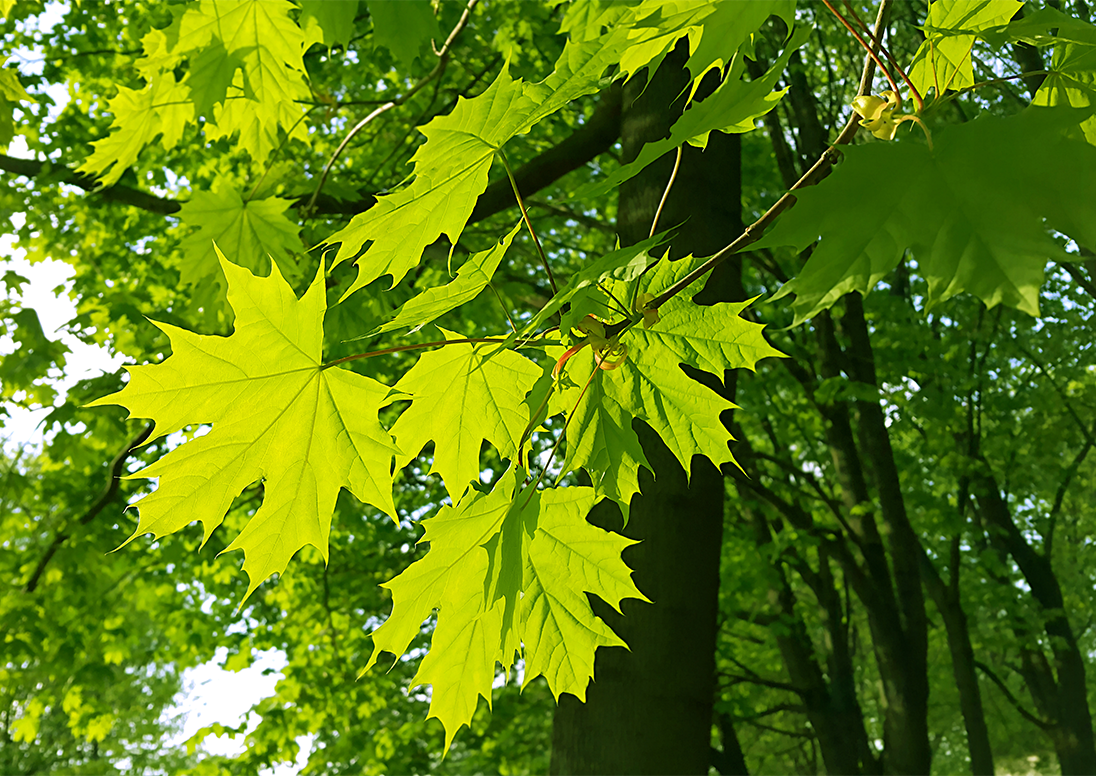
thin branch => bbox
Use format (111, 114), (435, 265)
(973, 660), (1054, 730)
(649, 145), (683, 239)
(497, 148), (558, 294)
(24, 423), (154, 593)
(1058, 260), (1096, 301)
(305, 0), (481, 213)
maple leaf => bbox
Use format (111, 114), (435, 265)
(363, 467), (647, 751)
(366, 0), (439, 70)
(78, 77), (194, 187)
(354, 222), (521, 341)
(389, 330), (545, 501)
(907, 0), (1023, 97)
(553, 255), (784, 516)
(754, 107), (1096, 324)
(327, 64), (539, 298)
(300, 0), (359, 50)
(682, 0), (795, 87)
(89, 247), (400, 601)
(572, 25), (808, 204)
(176, 181), (302, 300)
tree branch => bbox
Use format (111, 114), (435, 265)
(1, 83), (622, 229)
(973, 660), (1053, 730)
(24, 422), (154, 593)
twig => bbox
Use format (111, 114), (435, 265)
(305, 0), (481, 213)
(650, 145), (683, 239)
(606, 0), (895, 339)
(973, 660), (1053, 730)
(322, 334), (554, 370)
(497, 148), (558, 294)
(24, 423), (154, 593)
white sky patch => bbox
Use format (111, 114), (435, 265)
(168, 647), (312, 774)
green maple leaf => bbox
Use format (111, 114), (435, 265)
(177, 182), (302, 295)
(992, 10), (1096, 145)
(328, 64), (539, 297)
(553, 255), (784, 515)
(353, 222), (521, 341)
(389, 331), (544, 501)
(364, 467), (646, 751)
(754, 107), (1096, 324)
(366, 0), (439, 70)
(682, 0), (795, 87)
(573, 25), (807, 204)
(908, 0), (1023, 96)
(89, 248), (400, 601)
(78, 78), (194, 186)
(83, 0), (309, 181)
(301, 0), (359, 50)
(328, 3), (788, 301)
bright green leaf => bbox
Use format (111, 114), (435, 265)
(755, 107), (1096, 323)
(555, 255), (784, 514)
(301, 0), (359, 50)
(908, 0), (1023, 97)
(389, 331), (544, 500)
(354, 222), (522, 341)
(367, 0), (438, 70)
(89, 248), (400, 601)
(364, 467), (645, 750)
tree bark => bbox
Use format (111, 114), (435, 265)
(549, 43), (741, 776)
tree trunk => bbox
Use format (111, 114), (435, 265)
(549, 43), (742, 775)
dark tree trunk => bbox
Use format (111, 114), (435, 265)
(549, 42), (743, 776)
(917, 544), (995, 775)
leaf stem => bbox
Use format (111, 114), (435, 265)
(522, 362), (599, 509)
(321, 334), (553, 370)
(821, 0), (917, 110)
(839, 0), (923, 110)
(496, 148), (559, 294)
(607, 0), (895, 341)
(650, 145), (683, 239)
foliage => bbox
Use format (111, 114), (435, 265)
(3, 0), (1096, 773)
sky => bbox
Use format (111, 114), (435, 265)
(2, 3), (312, 772)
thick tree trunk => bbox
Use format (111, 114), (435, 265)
(549, 44), (742, 775)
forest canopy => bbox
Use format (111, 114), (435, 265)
(2, 0), (1096, 774)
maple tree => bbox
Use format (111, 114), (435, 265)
(3, 0), (1096, 774)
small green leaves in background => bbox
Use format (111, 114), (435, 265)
(176, 182), (303, 311)
(363, 467), (647, 751)
(90, 248), (400, 601)
(755, 107), (1096, 324)
(0, 57), (32, 148)
(80, 0), (310, 184)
